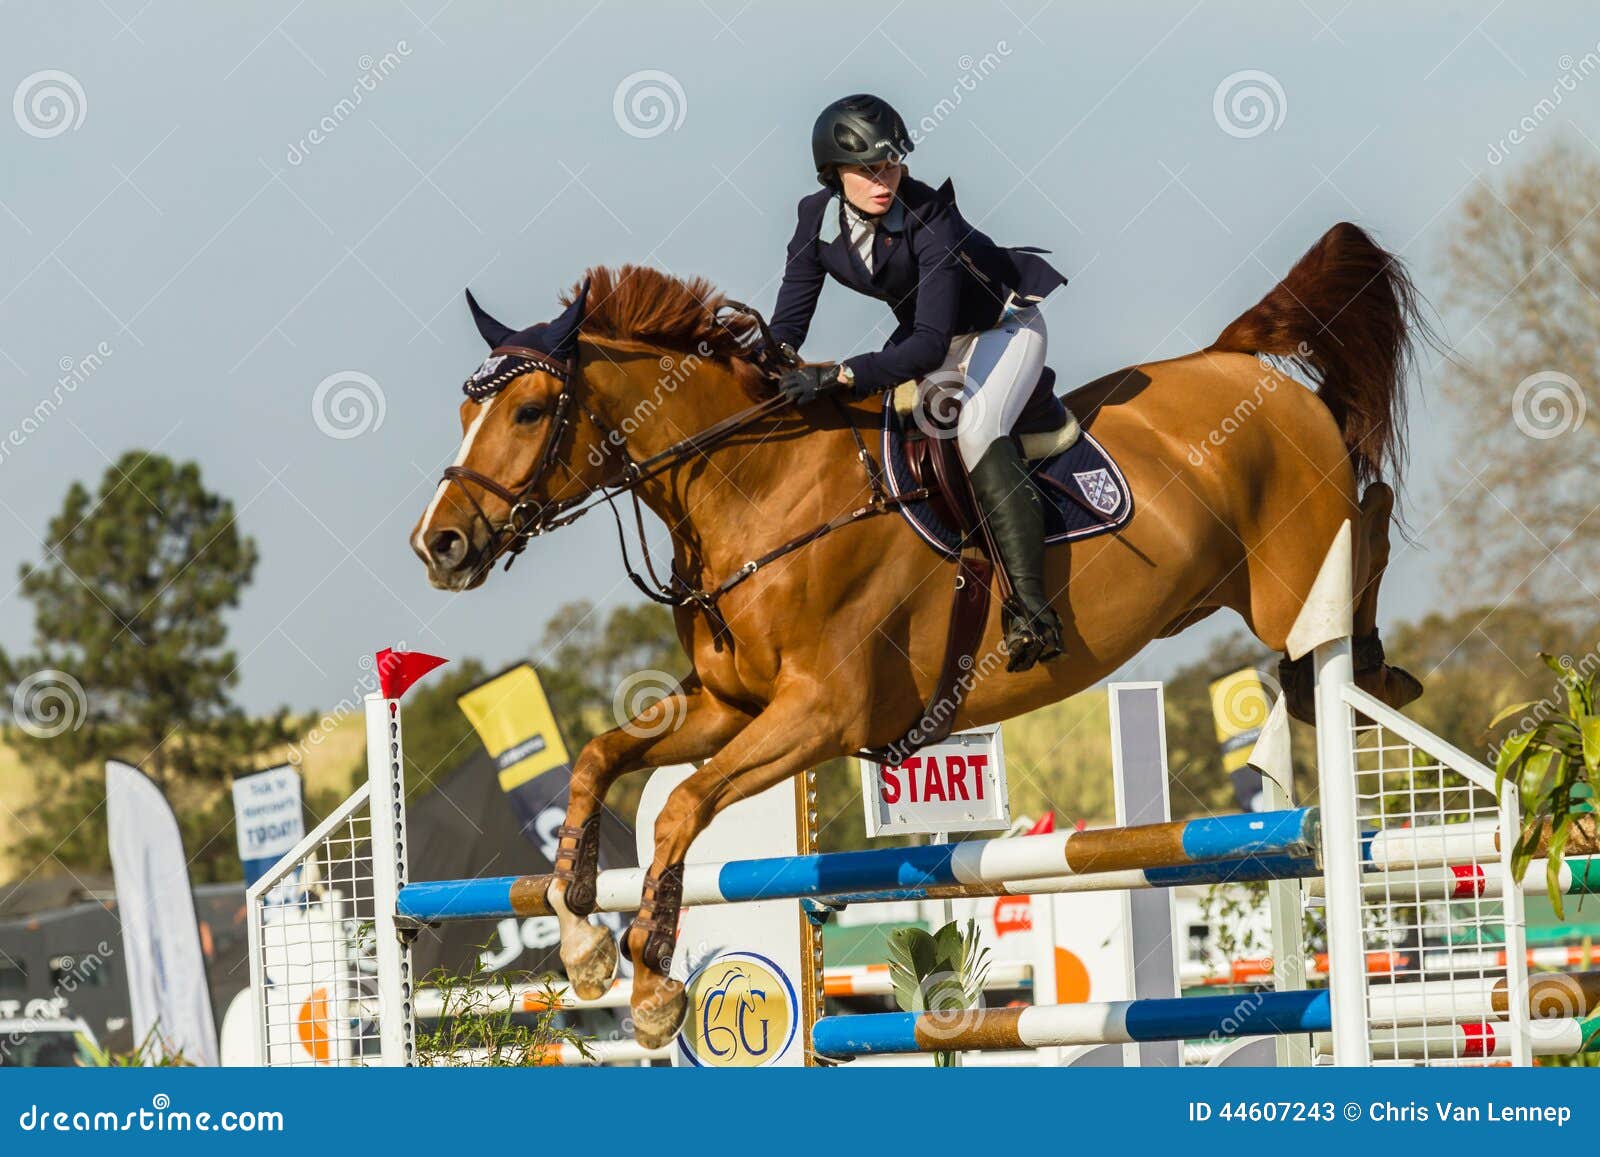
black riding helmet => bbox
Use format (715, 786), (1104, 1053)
(811, 94), (913, 187)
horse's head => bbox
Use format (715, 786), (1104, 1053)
(412, 279), (608, 590)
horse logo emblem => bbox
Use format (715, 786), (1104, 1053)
(1073, 468), (1123, 516)
(676, 950), (798, 1067)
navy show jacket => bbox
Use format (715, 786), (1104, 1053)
(768, 175), (1068, 396)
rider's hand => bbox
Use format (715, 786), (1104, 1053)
(777, 363), (850, 405)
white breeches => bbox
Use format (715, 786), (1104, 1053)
(926, 303), (1049, 469)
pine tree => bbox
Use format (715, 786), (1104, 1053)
(0, 451), (293, 878)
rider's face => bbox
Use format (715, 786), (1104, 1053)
(838, 161), (903, 216)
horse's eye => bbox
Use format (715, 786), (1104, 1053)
(514, 403), (545, 424)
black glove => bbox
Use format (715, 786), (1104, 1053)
(777, 363), (847, 405)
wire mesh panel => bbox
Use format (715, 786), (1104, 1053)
(1333, 684), (1531, 1067)
(247, 782), (389, 1066)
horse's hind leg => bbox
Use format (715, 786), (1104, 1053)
(1349, 483), (1422, 710)
(551, 678), (753, 999)
(1275, 484), (1421, 721)
(626, 693), (838, 1049)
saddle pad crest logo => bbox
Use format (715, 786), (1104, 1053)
(1073, 468), (1123, 515)
(471, 355), (506, 382)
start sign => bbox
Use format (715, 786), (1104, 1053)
(858, 726), (1009, 837)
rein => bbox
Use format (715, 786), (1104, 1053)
(438, 303), (930, 637)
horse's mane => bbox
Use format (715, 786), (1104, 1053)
(566, 265), (760, 363)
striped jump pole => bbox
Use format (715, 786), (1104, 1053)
(1362, 820), (1599, 870)
(1423, 944), (1600, 973)
(1308, 857), (1600, 903)
(1315, 1016), (1600, 1062)
(810, 972), (1600, 1059)
(810, 849), (1321, 905)
(811, 990), (1337, 1059)
(823, 961), (1033, 999)
(1364, 970), (1600, 1025)
(395, 807), (1320, 922)
(436, 1040), (672, 1067)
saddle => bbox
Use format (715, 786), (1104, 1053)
(866, 367), (1133, 765)
(865, 368), (1079, 765)
(894, 366), (1079, 533)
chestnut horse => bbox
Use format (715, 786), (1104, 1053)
(412, 222), (1425, 1048)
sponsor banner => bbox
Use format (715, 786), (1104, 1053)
(105, 760), (220, 1066)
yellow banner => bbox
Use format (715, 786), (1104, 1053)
(1208, 667), (1270, 774)
(456, 665), (571, 793)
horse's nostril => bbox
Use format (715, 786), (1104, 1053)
(428, 528), (467, 568)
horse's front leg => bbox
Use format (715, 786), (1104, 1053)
(627, 691), (840, 1048)
(552, 676), (753, 998)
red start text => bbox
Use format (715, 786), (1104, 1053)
(878, 754), (990, 804)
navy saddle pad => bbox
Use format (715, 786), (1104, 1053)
(879, 393), (1134, 559)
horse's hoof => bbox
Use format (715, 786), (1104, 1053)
(560, 921), (618, 1002)
(631, 979), (687, 1050)
(1381, 664), (1424, 709)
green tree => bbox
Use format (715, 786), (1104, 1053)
(0, 452), (293, 879)
(534, 599), (686, 750)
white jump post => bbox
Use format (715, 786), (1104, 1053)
(1102, 682), (1181, 1067)
(366, 691), (417, 1067)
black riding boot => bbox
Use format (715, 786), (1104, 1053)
(969, 439), (1064, 672)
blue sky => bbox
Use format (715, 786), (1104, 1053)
(3, 1), (1597, 712)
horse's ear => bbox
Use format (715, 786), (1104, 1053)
(466, 289), (515, 349)
(548, 277), (591, 360)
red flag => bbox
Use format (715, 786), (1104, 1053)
(376, 649), (448, 700)
(1027, 812), (1055, 835)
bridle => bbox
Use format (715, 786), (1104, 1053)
(435, 302), (929, 635)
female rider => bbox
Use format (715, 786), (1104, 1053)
(770, 93), (1072, 672)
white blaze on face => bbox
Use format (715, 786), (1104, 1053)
(413, 397), (496, 558)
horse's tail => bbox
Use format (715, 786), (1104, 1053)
(1209, 222), (1425, 493)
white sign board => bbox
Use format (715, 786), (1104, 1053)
(232, 764), (304, 884)
(858, 726), (1009, 837)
